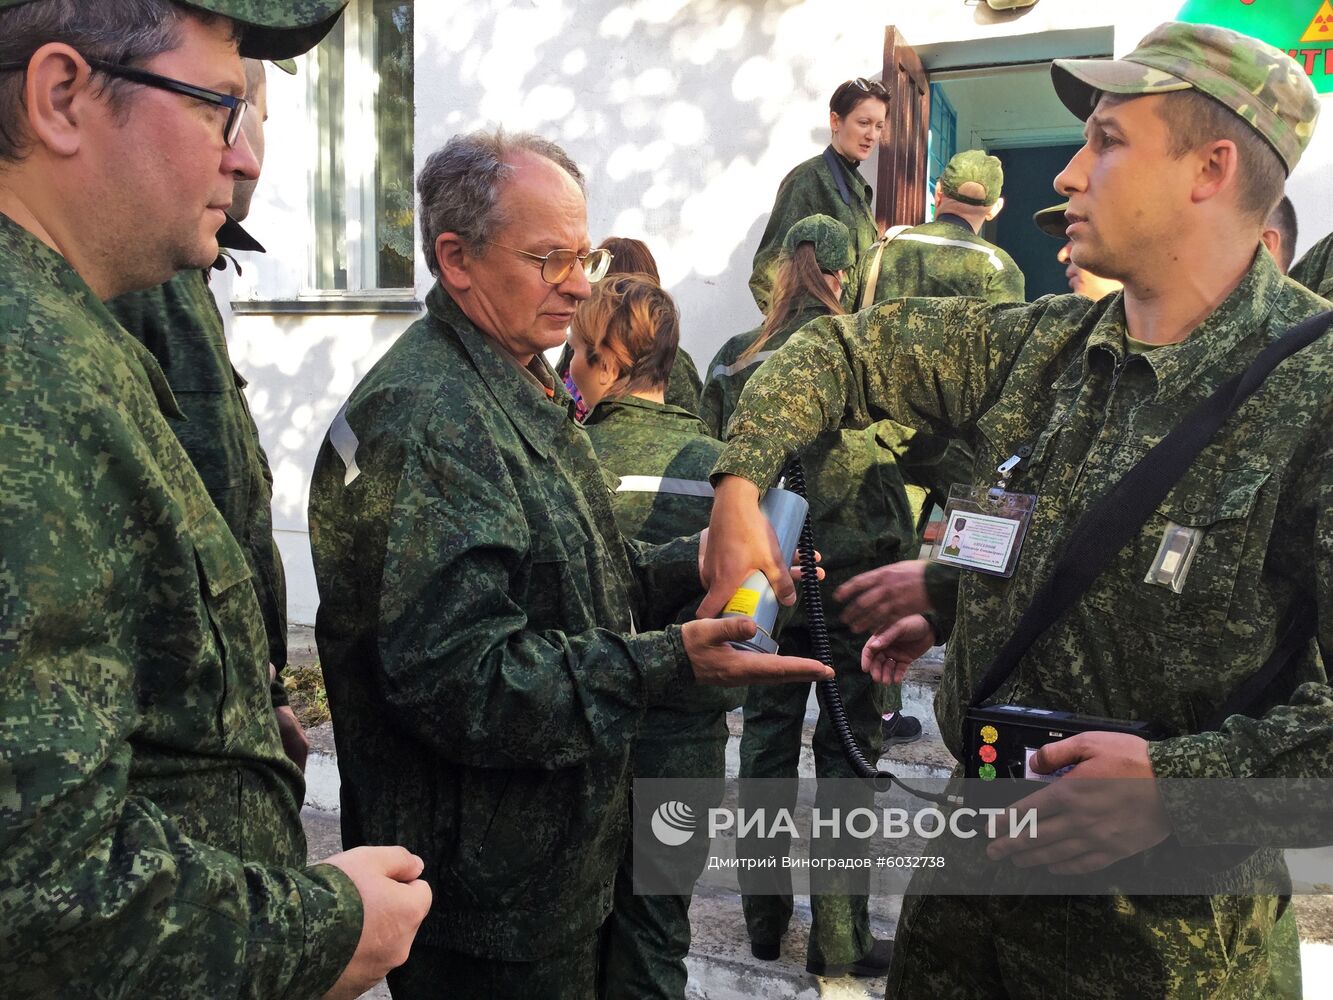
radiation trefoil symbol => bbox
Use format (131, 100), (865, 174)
(651, 800), (696, 846)
(1302, 0), (1333, 44)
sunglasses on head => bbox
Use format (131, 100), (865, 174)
(843, 77), (889, 100)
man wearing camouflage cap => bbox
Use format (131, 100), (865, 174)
(834, 149), (1025, 743)
(854, 148), (1024, 308)
(701, 21), (1329, 997)
(0, 3), (429, 997)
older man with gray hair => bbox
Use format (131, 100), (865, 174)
(308, 129), (829, 998)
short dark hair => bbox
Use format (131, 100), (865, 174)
(0, 0), (231, 163)
(1265, 195), (1297, 272)
(829, 78), (888, 120)
(569, 273), (679, 396)
(416, 129), (585, 278)
(1144, 90), (1286, 221)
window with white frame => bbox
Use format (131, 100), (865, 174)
(309, 0), (414, 292)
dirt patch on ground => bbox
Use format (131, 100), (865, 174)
(284, 664), (330, 729)
(1295, 895), (1333, 944)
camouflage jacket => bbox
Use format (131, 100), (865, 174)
(308, 285), (700, 960)
(856, 215), (1025, 307)
(0, 214), (361, 997)
(699, 301), (917, 600)
(107, 267), (289, 706)
(714, 252), (1333, 809)
(856, 212), (1029, 618)
(1290, 230), (1333, 300)
(582, 395), (741, 716)
(749, 147), (879, 313)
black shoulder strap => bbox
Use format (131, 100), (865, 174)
(822, 147), (854, 209)
(970, 309), (1333, 710)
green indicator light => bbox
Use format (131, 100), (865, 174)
(978, 764), (997, 781)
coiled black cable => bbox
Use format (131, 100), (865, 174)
(782, 457), (954, 805)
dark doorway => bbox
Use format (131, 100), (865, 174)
(990, 144), (1081, 300)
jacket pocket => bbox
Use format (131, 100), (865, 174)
(451, 769), (576, 909)
(1084, 463), (1270, 644)
(188, 505), (255, 739)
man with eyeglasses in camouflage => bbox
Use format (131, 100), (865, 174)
(0, 2), (431, 998)
(307, 128), (831, 998)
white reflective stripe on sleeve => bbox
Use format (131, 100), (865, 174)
(329, 400), (362, 486)
(712, 350), (777, 379)
(896, 233), (1005, 271)
(616, 476), (716, 498)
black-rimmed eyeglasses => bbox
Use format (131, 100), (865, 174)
(0, 54), (248, 148)
(489, 242), (614, 285)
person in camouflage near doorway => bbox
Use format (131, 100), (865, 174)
(836, 148), (1029, 730)
(0, 2), (431, 998)
(749, 78), (888, 314)
(701, 22), (1328, 999)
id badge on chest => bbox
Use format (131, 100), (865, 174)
(933, 455), (1036, 579)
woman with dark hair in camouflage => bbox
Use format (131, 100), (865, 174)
(747, 78), (888, 314)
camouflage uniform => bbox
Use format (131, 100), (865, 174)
(855, 205), (1026, 622)
(107, 255), (289, 708)
(0, 212), (362, 994)
(308, 285), (703, 998)
(582, 395), (737, 1000)
(1290, 231), (1333, 300)
(701, 298), (917, 968)
(710, 28), (1331, 994)
(855, 216), (1025, 307)
(748, 148), (879, 313)
(713, 246), (1330, 996)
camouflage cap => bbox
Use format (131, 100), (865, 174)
(0, 0), (346, 60)
(783, 214), (853, 273)
(1051, 21), (1318, 175)
(939, 149), (1004, 206)
(1033, 202), (1069, 240)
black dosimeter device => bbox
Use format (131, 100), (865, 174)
(963, 704), (1159, 807)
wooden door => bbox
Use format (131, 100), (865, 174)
(877, 26), (930, 230)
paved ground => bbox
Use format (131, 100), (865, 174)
(291, 626), (1333, 998)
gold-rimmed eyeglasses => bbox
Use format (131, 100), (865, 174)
(489, 242), (614, 285)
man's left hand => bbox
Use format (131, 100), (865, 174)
(986, 732), (1171, 875)
(275, 704), (310, 772)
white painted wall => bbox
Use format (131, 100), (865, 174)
(218, 0), (1333, 623)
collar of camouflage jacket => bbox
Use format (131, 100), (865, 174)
(1068, 247), (1291, 406)
(425, 282), (574, 460)
(0, 211), (185, 419)
(585, 394), (711, 432)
